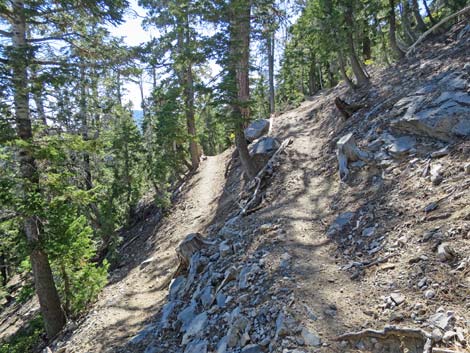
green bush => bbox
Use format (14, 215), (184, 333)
(0, 316), (44, 353)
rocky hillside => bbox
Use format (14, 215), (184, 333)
(50, 22), (469, 353)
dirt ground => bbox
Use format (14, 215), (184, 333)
(53, 151), (232, 353)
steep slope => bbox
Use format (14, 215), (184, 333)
(54, 151), (233, 353)
(50, 23), (469, 353)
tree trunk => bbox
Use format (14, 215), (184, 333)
(401, 0), (417, 43)
(11, 0), (66, 338)
(181, 14), (200, 171)
(308, 54), (318, 95)
(389, 0), (405, 59)
(362, 27), (372, 60)
(411, 0), (427, 32)
(230, 0), (257, 179)
(79, 66), (93, 191)
(267, 30), (275, 114)
(344, 5), (369, 87)
(328, 61), (337, 87)
(338, 52), (355, 90)
(422, 0), (436, 25)
(0, 252), (7, 287)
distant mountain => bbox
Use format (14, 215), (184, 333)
(133, 110), (143, 129)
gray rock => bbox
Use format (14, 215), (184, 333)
(392, 73), (470, 141)
(241, 344), (263, 353)
(390, 292), (405, 305)
(430, 164), (443, 186)
(200, 286), (214, 309)
(250, 136), (280, 158)
(160, 301), (177, 329)
(301, 327), (321, 347)
(362, 227), (376, 237)
(178, 301), (197, 332)
(129, 323), (157, 344)
(245, 119), (270, 142)
(219, 241), (232, 257)
(429, 312), (454, 330)
(184, 339), (208, 353)
(217, 336), (228, 353)
(144, 346), (158, 353)
(216, 292), (227, 308)
(219, 225), (241, 239)
(424, 202), (438, 213)
(437, 243), (455, 261)
(383, 134), (416, 156)
(442, 331), (457, 343)
(464, 162), (470, 174)
(424, 289), (436, 299)
(182, 312), (208, 345)
(275, 312), (296, 338)
(169, 276), (186, 300)
(226, 314), (250, 347)
(327, 212), (355, 236)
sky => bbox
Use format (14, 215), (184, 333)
(108, 0), (155, 109)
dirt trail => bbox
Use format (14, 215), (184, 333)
(64, 151), (231, 353)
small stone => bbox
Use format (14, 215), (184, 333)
(424, 202), (438, 213)
(437, 243), (455, 261)
(241, 344), (263, 353)
(219, 241), (232, 257)
(259, 223), (275, 233)
(424, 289), (436, 299)
(429, 312), (453, 330)
(464, 163), (470, 174)
(442, 331), (457, 343)
(431, 329), (443, 342)
(390, 292), (405, 305)
(301, 327), (321, 347)
(200, 286), (214, 309)
(182, 312), (208, 345)
(178, 301), (197, 332)
(169, 276), (186, 300)
(430, 164), (443, 186)
(216, 292), (227, 308)
(184, 339), (208, 353)
(362, 227), (376, 237)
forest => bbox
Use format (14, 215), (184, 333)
(0, 0), (469, 352)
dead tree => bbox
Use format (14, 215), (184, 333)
(334, 97), (363, 119)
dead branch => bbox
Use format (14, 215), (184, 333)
(334, 325), (433, 353)
(239, 138), (292, 216)
(334, 97), (363, 119)
(406, 5), (470, 56)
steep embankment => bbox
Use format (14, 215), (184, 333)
(51, 23), (469, 353)
(54, 151), (233, 353)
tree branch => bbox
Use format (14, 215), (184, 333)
(0, 29), (13, 38)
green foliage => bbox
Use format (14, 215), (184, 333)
(0, 316), (44, 353)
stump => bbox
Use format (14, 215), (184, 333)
(334, 97), (363, 119)
(336, 133), (372, 181)
(176, 233), (212, 269)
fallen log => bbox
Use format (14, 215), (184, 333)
(406, 5), (470, 56)
(336, 133), (372, 181)
(240, 138), (292, 215)
(334, 325), (433, 353)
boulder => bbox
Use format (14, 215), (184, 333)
(249, 136), (281, 172)
(245, 119), (270, 142)
(392, 72), (470, 141)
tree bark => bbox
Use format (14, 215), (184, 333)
(0, 252), (7, 287)
(180, 13), (200, 171)
(389, 0), (405, 59)
(401, 0), (417, 43)
(267, 30), (275, 114)
(422, 0), (436, 25)
(230, 0), (257, 179)
(344, 4), (369, 87)
(11, 0), (66, 338)
(338, 52), (355, 90)
(411, 0), (427, 32)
